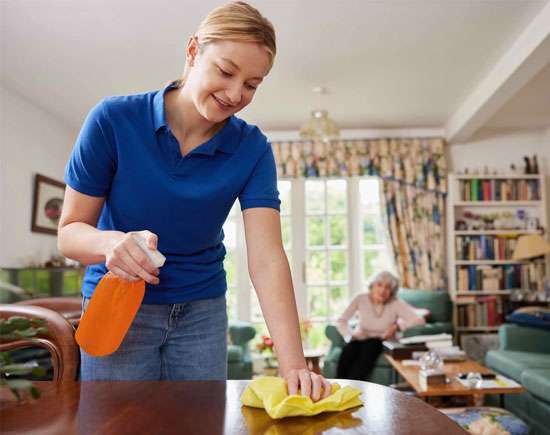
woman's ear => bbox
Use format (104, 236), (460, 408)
(186, 36), (199, 67)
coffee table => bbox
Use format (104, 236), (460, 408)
(384, 354), (524, 405)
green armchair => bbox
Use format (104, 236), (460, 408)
(322, 288), (452, 384)
(227, 321), (256, 379)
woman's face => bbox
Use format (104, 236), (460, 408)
(185, 39), (271, 123)
(370, 281), (392, 304)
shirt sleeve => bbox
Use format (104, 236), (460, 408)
(64, 99), (117, 197)
(238, 144), (281, 211)
(395, 298), (426, 331)
(337, 295), (360, 338)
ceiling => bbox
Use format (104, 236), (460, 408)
(1, 0), (549, 138)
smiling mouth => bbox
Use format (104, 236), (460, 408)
(212, 94), (233, 110)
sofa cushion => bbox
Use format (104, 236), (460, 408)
(486, 350), (550, 381)
(521, 369), (550, 403)
(398, 288), (451, 323)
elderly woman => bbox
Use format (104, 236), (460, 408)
(336, 271), (425, 380)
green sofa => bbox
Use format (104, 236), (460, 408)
(485, 324), (550, 435)
(227, 321), (256, 379)
(322, 288), (453, 384)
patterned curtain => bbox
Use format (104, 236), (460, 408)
(271, 138), (447, 290)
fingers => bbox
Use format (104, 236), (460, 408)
(106, 233), (160, 284)
(310, 373), (323, 402)
(287, 371), (299, 396)
(285, 369), (332, 402)
(321, 377), (332, 399)
(298, 369), (312, 399)
(136, 230), (158, 250)
(121, 243), (159, 284)
(109, 266), (140, 282)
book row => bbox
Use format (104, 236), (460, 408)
(459, 179), (540, 202)
(456, 296), (504, 327)
(456, 262), (546, 292)
(456, 235), (517, 261)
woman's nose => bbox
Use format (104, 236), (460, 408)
(226, 84), (242, 105)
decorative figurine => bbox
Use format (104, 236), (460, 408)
(523, 156), (532, 174)
(532, 155), (539, 174)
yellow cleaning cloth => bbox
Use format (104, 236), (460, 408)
(240, 376), (363, 419)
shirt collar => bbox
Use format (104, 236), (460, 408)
(154, 82), (242, 156)
(152, 81), (178, 132)
(194, 116), (241, 156)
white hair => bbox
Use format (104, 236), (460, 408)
(368, 271), (400, 299)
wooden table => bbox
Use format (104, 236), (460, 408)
(0, 380), (467, 434)
(385, 355), (525, 402)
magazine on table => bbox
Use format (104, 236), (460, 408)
(456, 375), (522, 389)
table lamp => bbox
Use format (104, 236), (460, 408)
(512, 234), (550, 260)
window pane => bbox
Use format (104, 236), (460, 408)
(224, 252), (236, 287)
(307, 251), (327, 284)
(363, 250), (395, 281)
(281, 216), (292, 248)
(306, 180), (325, 214)
(307, 217), (325, 246)
(327, 179), (347, 213)
(359, 178), (381, 207)
(279, 180), (291, 215)
(363, 214), (385, 245)
(330, 251), (347, 281)
(329, 215), (347, 246)
(329, 286), (348, 320)
(306, 322), (329, 350)
(308, 286), (327, 319)
(226, 286), (237, 320)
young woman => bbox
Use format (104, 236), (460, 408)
(58, 1), (331, 401)
(336, 271), (425, 380)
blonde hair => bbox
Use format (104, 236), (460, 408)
(174, 1), (276, 87)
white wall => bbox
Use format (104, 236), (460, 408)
(449, 128), (548, 174)
(0, 86), (78, 267)
(449, 127), (549, 231)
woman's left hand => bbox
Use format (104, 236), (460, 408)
(283, 368), (332, 402)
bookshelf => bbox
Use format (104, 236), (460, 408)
(447, 172), (548, 343)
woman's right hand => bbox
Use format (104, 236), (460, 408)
(104, 230), (160, 284)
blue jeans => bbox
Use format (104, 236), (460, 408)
(80, 295), (228, 381)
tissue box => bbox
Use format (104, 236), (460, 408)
(419, 369), (446, 390)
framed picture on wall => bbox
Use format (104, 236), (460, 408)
(31, 174), (66, 235)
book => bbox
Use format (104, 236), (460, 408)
(382, 341), (428, 359)
(426, 340), (454, 349)
(400, 333), (453, 345)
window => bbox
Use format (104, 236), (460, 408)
(225, 177), (394, 350)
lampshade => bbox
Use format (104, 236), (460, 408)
(512, 234), (550, 260)
(299, 110), (340, 142)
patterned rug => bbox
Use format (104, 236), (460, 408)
(440, 407), (529, 435)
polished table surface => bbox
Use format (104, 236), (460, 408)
(1, 380), (467, 434)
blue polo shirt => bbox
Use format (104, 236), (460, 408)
(64, 83), (280, 304)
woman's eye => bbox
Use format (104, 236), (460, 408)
(218, 67), (232, 77)
(245, 84), (257, 91)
